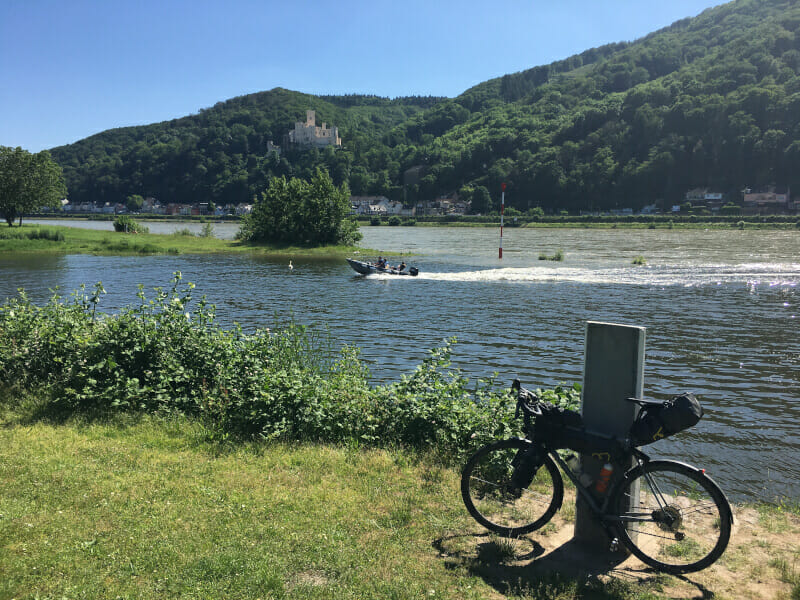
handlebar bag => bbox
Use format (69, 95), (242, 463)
(532, 402), (628, 456)
(630, 393), (703, 446)
(533, 403), (588, 450)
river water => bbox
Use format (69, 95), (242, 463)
(3, 220), (799, 502)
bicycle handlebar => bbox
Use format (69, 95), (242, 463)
(512, 378), (543, 419)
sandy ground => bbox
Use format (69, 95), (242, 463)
(438, 498), (800, 599)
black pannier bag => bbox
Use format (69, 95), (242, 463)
(532, 402), (583, 446)
(532, 403), (621, 455)
(629, 393), (704, 446)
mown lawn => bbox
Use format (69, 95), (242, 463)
(2, 411), (798, 599)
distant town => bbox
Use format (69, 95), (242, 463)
(48, 185), (798, 219)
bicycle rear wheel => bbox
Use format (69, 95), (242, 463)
(613, 460), (732, 574)
(461, 438), (563, 537)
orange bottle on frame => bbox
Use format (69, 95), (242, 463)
(595, 463), (614, 494)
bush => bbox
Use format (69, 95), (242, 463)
(388, 216), (401, 226)
(403, 219), (416, 226)
(199, 222), (215, 238)
(0, 275), (580, 462)
(370, 217), (381, 226)
(113, 215), (149, 234)
(9, 228), (66, 242)
(539, 249), (564, 261)
(238, 168), (361, 246)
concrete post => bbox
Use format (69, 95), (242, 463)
(574, 321), (645, 549)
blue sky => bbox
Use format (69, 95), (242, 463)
(1, 0), (724, 153)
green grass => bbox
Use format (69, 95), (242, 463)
(0, 224), (374, 257)
(538, 249), (565, 261)
(0, 409), (668, 600)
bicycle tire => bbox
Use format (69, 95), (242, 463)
(461, 438), (563, 537)
(612, 459), (732, 574)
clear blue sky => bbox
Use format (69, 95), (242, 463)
(1, 0), (724, 153)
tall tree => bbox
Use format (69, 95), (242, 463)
(0, 146), (67, 226)
(238, 167), (361, 246)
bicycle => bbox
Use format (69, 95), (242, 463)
(461, 380), (733, 574)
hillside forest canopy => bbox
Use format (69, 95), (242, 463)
(47, 0), (800, 215)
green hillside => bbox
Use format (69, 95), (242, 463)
(49, 90), (444, 208)
(50, 0), (800, 213)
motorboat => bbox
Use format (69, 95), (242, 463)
(346, 258), (419, 276)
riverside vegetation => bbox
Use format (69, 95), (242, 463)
(2, 275), (800, 599)
(0, 273), (578, 459)
(0, 224), (364, 257)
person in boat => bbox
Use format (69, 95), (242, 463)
(377, 257), (388, 269)
(397, 261), (406, 272)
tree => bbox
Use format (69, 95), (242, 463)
(126, 194), (144, 212)
(469, 186), (492, 214)
(0, 146), (67, 226)
(238, 167), (361, 246)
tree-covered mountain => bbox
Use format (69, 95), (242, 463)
(50, 0), (800, 213)
(49, 90), (444, 208)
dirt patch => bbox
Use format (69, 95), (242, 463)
(438, 500), (800, 599)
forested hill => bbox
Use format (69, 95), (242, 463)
(51, 0), (800, 213)
(49, 90), (445, 208)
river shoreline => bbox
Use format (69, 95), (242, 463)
(26, 212), (800, 230)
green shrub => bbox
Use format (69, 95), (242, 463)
(0, 275), (580, 463)
(539, 249), (564, 261)
(403, 219), (416, 226)
(388, 216), (401, 226)
(370, 217), (381, 226)
(113, 215), (149, 234)
(27, 228), (65, 241)
(632, 255), (647, 265)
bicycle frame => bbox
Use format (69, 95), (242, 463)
(545, 445), (656, 527)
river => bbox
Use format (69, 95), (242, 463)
(2, 219), (799, 502)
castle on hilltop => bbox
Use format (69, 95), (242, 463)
(287, 110), (341, 149)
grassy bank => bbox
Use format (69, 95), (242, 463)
(0, 224), (366, 257)
(1, 409), (798, 600)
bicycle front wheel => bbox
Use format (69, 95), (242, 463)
(461, 438), (563, 537)
(613, 460), (732, 574)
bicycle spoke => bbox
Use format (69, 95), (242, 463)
(462, 439), (563, 536)
(614, 461), (732, 574)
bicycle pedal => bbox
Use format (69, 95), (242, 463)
(609, 537), (619, 552)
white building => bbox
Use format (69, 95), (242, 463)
(350, 196), (405, 215)
(288, 110), (341, 148)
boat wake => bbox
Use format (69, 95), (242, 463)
(411, 263), (800, 288)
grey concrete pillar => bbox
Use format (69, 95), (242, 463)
(574, 321), (645, 549)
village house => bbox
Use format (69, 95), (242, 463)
(349, 196), (405, 216)
(743, 188), (791, 214)
(685, 188), (725, 212)
(415, 193), (468, 216)
(288, 110), (341, 149)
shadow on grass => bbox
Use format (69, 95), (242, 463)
(433, 532), (714, 599)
